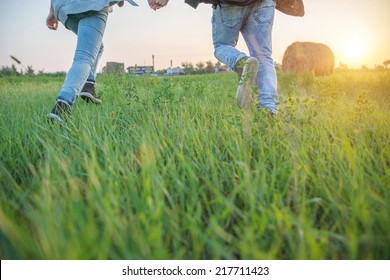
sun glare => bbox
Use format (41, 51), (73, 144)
(342, 37), (369, 66)
(346, 42), (365, 59)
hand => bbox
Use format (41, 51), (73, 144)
(148, 0), (169, 10)
(46, 4), (58, 30)
(46, 11), (58, 30)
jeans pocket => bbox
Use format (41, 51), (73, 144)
(254, 0), (275, 24)
(220, 5), (243, 28)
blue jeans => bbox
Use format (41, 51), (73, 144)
(212, 0), (278, 113)
(57, 10), (108, 105)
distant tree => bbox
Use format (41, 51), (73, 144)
(337, 62), (348, 70)
(383, 59), (390, 68)
(155, 69), (166, 75)
(214, 61), (227, 72)
(205, 60), (214, 74)
(42, 71), (66, 77)
(0, 66), (12, 76)
(26, 65), (35, 76)
(181, 60), (224, 75)
(361, 65), (369, 71)
(374, 65), (385, 71)
(0, 64), (20, 76)
(11, 64), (19, 75)
(195, 61), (205, 74)
(181, 61), (195, 75)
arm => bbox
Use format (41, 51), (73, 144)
(46, 2), (58, 30)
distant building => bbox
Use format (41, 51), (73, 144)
(103, 62), (125, 74)
(166, 67), (184, 76)
(127, 66), (154, 75)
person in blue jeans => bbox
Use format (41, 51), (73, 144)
(46, 0), (160, 123)
(212, 0), (278, 114)
(154, 0), (278, 115)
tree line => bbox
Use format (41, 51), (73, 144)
(154, 61), (224, 75)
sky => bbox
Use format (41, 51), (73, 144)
(0, 0), (389, 72)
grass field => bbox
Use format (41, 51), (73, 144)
(0, 70), (389, 259)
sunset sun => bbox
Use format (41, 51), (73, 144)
(346, 41), (365, 59)
(343, 37), (369, 65)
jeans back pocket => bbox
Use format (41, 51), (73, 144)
(220, 5), (244, 28)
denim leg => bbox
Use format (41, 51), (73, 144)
(57, 11), (108, 105)
(87, 43), (104, 82)
(212, 5), (247, 70)
(68, 14), (105, 83)
(241, 0), (278, 113)
(65, 16), (101, 82)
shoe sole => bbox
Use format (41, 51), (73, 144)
(80, 92), (102, 104)
(236, 57), (259, 109)
(47, 113), (63, 124)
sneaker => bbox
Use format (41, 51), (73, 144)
(257, 104), (278, 119)
(47, 99), (71, 124)
(80, 81), (102, 104)
(235, 56), (259, 109)
(258, 107), (276, 120)
(234, 56), (247, 81)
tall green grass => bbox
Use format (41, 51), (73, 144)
(0, 70), (389, 259)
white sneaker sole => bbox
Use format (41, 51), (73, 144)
(236, 57), (259, 109)
(80, 92), (102, 104)
(47, 113), (63, 124)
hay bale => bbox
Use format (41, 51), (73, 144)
(282, 42), (334, 76)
